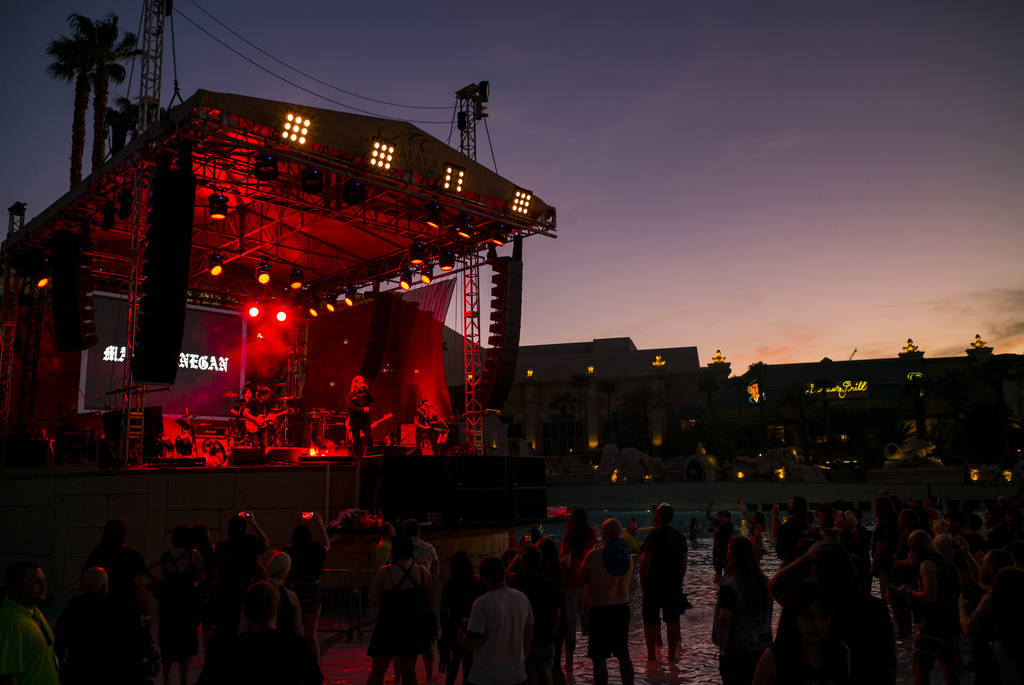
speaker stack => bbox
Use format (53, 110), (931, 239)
(49, 232), (98, 352)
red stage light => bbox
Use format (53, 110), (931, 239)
(36, 276), (49, 288)
(210, 264), (223, 276)
(325, 301), (335, 313)
(276, 310), (287, 322)
(344, 289), (356, 307)
(248, 305), (260, 318)
(399, 270), (412, 291)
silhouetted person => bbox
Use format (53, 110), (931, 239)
(229, 582), (322, 685)
(640, 502), (687, 663)
(0, 561), (58, 685)
(714, 537), (773, 685)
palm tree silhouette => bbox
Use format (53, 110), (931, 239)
(47, 15), (94, 187)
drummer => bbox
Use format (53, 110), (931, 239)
(230, 382), (255, 417)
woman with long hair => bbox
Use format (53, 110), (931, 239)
(146, 524), (204, 685)
(537, 536), (568, 685)
(439, 551), (483, 685)
(753, 580), (851, 685)
(890, 507), (921, 637)
(714, 536), (773, 685)
(559, 507), (597, 674)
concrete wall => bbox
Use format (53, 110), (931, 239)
(548, 481), (1019, 513)
(0, 466), (356, 609)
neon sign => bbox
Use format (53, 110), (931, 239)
(747, 380), (763, 404)
(805, 380), (868, 399)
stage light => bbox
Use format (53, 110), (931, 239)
(289, 268), (304, 290)
(511, 187), (532, 215)
(343, 179), (367, 205)
(276, 309), (288, 322)
(424, 202), (443, 229)
(248, 304), (261, 318)
(210, 254), (224, 277)
(410, 242), (426, 265)
(369, 139), (395, 170)
(208, 193), (228, 220)
(344, 288), (356, 307)
(443, 163), (465, 193)
(301, 167), (323, 193)
(457, 214), (474, 239)
(420, 266), (433, 284)
(256, 262), (272, 285)
(283, 112), (310, 145)
(324, 296), (336, 313)
(254, 151), (278, 181)
(399, 270), (412, 291)
(36, 276), (49, 289)
(489, 222), (508, 246)
(440, 252), (455, 271)
(307, 298), (319, 318)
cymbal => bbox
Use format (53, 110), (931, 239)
(222, 391), (239, 397)
(278, 395), (300, 401)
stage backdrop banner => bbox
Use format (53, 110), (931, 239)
(304, 280), (455, 435)
(78, 292), (246, 417)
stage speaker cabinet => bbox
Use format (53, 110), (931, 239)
(364, 448), (444, 523)
(3, 436), (51, 467)
(446, 454), (510, 525)
(229, 447), (266, 465)
(49, 231), (98, 352)
(507, 455), (547, 520)
(399, 424), (417, 447)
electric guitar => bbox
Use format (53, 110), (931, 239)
(244, 407), (295, 434)
(370, 412), (394, 430)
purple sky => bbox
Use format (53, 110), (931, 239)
(2, 1), (1022, 371)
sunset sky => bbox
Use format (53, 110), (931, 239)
(2, 1), (1021, 372)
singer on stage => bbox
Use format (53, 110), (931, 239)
(347, 375), (374, 458)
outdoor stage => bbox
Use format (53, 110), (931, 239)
(1, 88), (555, 534)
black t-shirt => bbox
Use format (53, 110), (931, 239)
(963, 532), (986, 555)
(642, 525), (686, 591)
(440, 576), (484, 637)
(83, 545), (145, 607)
(714, 521), (734, 549)
(283, 542), (327, 583)
(55, 593), (136, 683)
(831, 592), (895, 683)
(512, 572), (561, 646)
(775, 518), (806, 564)
(229, 629), (322, 685)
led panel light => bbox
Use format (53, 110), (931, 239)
(511, 188), (533, 215)
(283, 112), (310, 145)
(369, 139), (395, 170)
(443, 163), (465, 193)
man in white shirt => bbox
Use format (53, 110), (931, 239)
(582, 518), (635, 685)
(460, 556), (534, 685)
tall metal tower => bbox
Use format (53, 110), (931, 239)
(455, 82), (489, 454)
(137, 0), (168, 131)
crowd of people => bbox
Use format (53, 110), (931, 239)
(2, 490), (1024, 685)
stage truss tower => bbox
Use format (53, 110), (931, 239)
(455, 82), (489, 454)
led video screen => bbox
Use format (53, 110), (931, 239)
(78, 292), (246, 417)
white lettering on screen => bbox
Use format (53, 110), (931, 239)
(101, 346), (230, 373)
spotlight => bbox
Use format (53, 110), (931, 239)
(439, 252), (455, 271)
(443, 163), (465, 193)
(399, 270), (412, 291)
(102, 202), (116, 231)
(489, 222), (508, 246)
(210, 254), (224, 277)
(36, 275), (50, 289)
(343, 179), (367, 205)
(424, 202), (443, 229)
(283, 112), (311, 145)
(256, 262), (272, 285)
(248, 304), (261, 318)
(307, 298), (319, 318)
(420, 266), (432, 284)
(369, 139), (395, 170)
(208, 193), (228, 220)
(457, 215), (474, 239)
(324, 294), (336, 313)
(344, 288), (357, 307)
(289, 268), (304, 290)
(410, 242), (426, 265)
(300, 167), (323, 193)
(254, 151), (278, 181)
(276, 309), (288, 322)
(511, 187), (532, 215)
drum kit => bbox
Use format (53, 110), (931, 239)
(221, 390), (349, 452)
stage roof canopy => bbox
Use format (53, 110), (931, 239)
(3, 89), (556, 302)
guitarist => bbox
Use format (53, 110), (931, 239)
(347, 375), (375, 458)
(242, 386), (277, 449)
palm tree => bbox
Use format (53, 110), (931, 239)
(83, 13), (139, 174)
(47, 16), (94, 187)
(106, 96), (138, 156)
(697, 373), (720, 412)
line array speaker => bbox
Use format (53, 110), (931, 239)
(49, 232), (98, 351)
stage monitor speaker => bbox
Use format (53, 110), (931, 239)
(132, 145), (196, 385)
(49, 232), (98, 351)
(230, 447), (266, 465)
(362, 449), (444, 522)
(267, 447), (304, 465)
